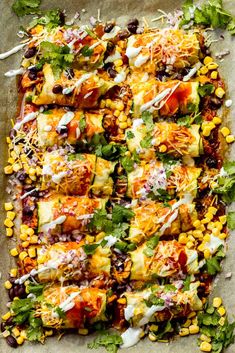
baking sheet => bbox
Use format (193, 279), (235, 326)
(0, 0), (235, 351)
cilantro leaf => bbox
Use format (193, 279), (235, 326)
(214, 162), (235, 203)
(198, 84), (215, 97)
(126, 131), (135, 139)
(27, 282), (44, 297)
(177, 115), (191, 128)
(40, 41), (74, 79)
(79, 115), (86, 132)
(141, 111), (154, 131)
(144, 294), (165, 307)
(29, 9), (63, 30)
(12, 0), (41, 17)
(112, 205), (134, 224)
(80, 45), (94, 57)
(121, 156), (134, 172)
(88, 333), (123, 353)
(83, 243), (100, 255)
(203, 248), (225, 275)
(227, 211), (235, 230)
(26, 313), (43, 341)
(11, 298), (35, 324)
(55, 306), (66, 318)
(182, 275), (191, 292)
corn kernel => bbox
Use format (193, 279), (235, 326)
(202, 127), (212, 137)
(200, 342), (212, 352)
(20, 224), (28, 232)
(6, 228), (13, 237)
(148, 332), (157, 341)
(212, 228), (220, 237)
(45, 330), (53, 337)
(115, 101), (124, 111)
(4, 218), (14, 228)
(178, 234), (188, 244)
(214, 221), (223, 231)
(12, 327), (20, 337)
(204, 56), (213, 65)
(6, 137), (11, 144)
(198, 243), (205, 252)
(193, 230), (203, 238)
(186, 241), (194, 249)
(219, 215), (227, 224)
(16, 336), (24, 345)
(36, 166), (42, 176)
(188, 311), (196, 319)
(201, 217), (210, 224)
(200, 334), (211, 342)
(226, 134), (235, 143)
(20, 233), (28, 241)
(200, 66), (209, 75)
(28, 168), (36, 176)
(212, 116), (221, 125)
(117, 298), (126, 304)
(19, 251), (28, 261)
(219, 232), (227, 240)
(100, 100), (105, 109)
(217, 306), (226, 316)
(179, 328), (189, 336)
(205, 212), (214, 221)
(189, 325), (199, 334)
(215, 87), (225, 98)
(188, 235), (195, 242)
(12, 163), (21, 172)
(105, 99), (112, 108)
(2, 312), (11, 321)
(210, 71), (218, 79)
(114, 59), (123, 67)
(2, 330), (10, 338)
(193, 220), (201, 228)
(19, 330), (27, 339)
(207, 63), (218, 70)
(78, 328), (89, 335)
(10, 248), (18, 257)
(22, 241), (30, 248)
(119, 122), (128, 129)
(7, 211), (16, 221)
(208, 206), (217, 215)
(4, 165), (13, 174)
(204, 248), (211, 259)
(86, 235), (95, 243)
(4, 280), (12, 289)
(28, 247), (36, 258)
(30, 235), (38, 244)
(218, 317), (225, 326)
(10, 268), (18, 277)
(182, 319), (191, 328)
(118, 114), (127, 122)
(159, 144), (167, 153)
(203, 234), (211, 242)
(26, 227), (34, 236)
(114, 109), (121, 117)
(149, 324), (159, 332)
(213, 297), (222, 308)
(4, 202), (13, 211)
(220, 126), (230, 137)
(8, 157), (15, 164)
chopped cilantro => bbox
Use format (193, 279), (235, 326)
(26, 313), (43, 342)
(156, 152), (179, 165)
(11, 298), (35, 324)
(144, 294), (165, 307)
(203, 247), (225, 275)
(143, 235), (160, 257)
(198, 84), (215, 97)
(141, 111), (154, 131)
(83, 243), (100, 255)
(121, 156), (134, 172)
(79, 115), (86, 132)
(27, 282), (44, 297)
(177, 115), (191, 128)
(29, 9), (63, 30)
(126, 131), (135, 139)
(80, 45), (94, 57)
(55, 306), (66, 318)
(112, 204), (134, 224)
(88, 332), (123, 353)
(12, 0), (41, 17)
(40, 41), (74, 79)
(140, 135), (152, 149)
(227, 211), (235, 230)
(180, 0), (235, 35)
(182, 275), (191, 292)
(214, 161), (235, 203)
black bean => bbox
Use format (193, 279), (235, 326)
(1, 322), (6, 332)
(210, 97), (222, 109)
(28, 70), (37, 81)
(107, 67), (117, 78)
(52, 84), (63, 94)
(17, 285), (26, 298)
(206, 157), (218, 169)
(6, 317), (14, 326)
(8, 287), (15, 301)
(104, 23), (115, 33)
(6, 335), (18, 348)
(59, 11), (65, 25)
(127, 18), (139, 34)
(24, 47), (37, 59)
(118, 29), (130, 40)
(106, 42), (115, 55)
(56, 125), (68, 135)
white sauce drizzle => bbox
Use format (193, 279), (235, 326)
(134, 54), (149, 67)
(41, 215), (67, 232)
(120, 327), (143, 348)
(126, 46), (142, 59)
(140, 88), (171, 112)
(0, 42), (28, 60)
(58, 112), (75, 127)
(14, 112), (38, 130)
(4, 68), (25, 77)
(183, 62), (202, 82)
(114, 70), (127, 83)
(52, 171), (68, 184)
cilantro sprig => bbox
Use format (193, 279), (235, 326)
(214, 162), (235, 203)
(88, 332), (123, 353)
(180, 0), (235, 35)
(12, 0), (41, 17)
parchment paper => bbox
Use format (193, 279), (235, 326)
(0, 0), (235, 352)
